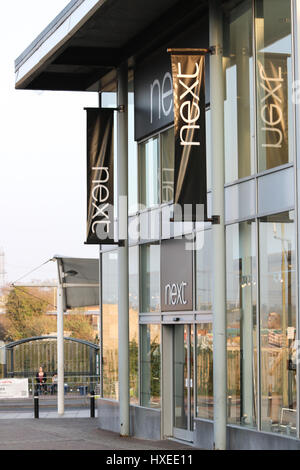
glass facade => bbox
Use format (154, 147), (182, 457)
(259, 212), (297, 435)
(196, 229), (212, 312)
(102, 251), (118, 400)
(139, 137), (160, 208)
(224, 0), (255, 183)
(161, 128), (175, 204)
(129, 246), (139, 404)
(226, 221), (257, 427)
(99, 0), (299, 445)
(255, 0), (293, 172)
(140, 324), (161, 408)
(140, 243), (160, 313)
(128, 88), (138, 214)
(196, 323), (213, 420)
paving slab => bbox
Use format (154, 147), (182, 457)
(0, 418), (195, 450)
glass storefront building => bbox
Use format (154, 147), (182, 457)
(15, 0), (300, 450)
(99, 0), (299, 447)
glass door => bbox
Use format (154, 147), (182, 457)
(173, 324), (194, 442)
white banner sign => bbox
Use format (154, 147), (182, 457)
(0, 378), (29, 399)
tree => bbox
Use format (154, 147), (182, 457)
(4, 287), (56, 341)
(64, 313), (96, 342)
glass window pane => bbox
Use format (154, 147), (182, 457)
(259, 211), (297, 436)
(255, 0), (293, 172)
(161, 128), (175, 204)
(129, 246), (139, 404)
(258, 166), (294, 215)
(196, 323), (213, 420)
(140, 324), (161, 408)
(102, 251), (118, 400)
(128, 88), (138, 214)
(139, 137), (159, 208)
(225, 180), (256, 223)
(206, 109), (212, 191)
(224, 0), (255, 183)
(226, 221), (257, 427)
(196, 230), (212, 312)
(140, 244), (160, 313)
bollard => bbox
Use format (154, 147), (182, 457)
(34, 394), (39, 419)
(267, 390), (273, 418)
(227, 395), (232, 419)
(90, 390), (95, 418)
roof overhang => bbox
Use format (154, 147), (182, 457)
(54, 256), (99, 309)
(15, 0), (215, 92)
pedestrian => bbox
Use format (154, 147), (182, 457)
(36, 366), (47, 395)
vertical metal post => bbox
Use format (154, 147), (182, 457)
(210, 0), (227, 450)
(34, 393), (39, 419)
(10, 349), (14, 377)
(90, 390), (95, 418)
(117, 61), (130, 436)
(57, 260), (64, 415)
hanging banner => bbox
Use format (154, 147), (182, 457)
(257, 53), (289, 170)
(86, 108), (115, 244)
(170, 51), (207, 221)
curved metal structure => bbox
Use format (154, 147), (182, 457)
(4, 336), (99, 351)
(1, 336), (100, 378)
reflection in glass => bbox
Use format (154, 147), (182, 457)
(255, 0), (293, 171)
(226, 221), (257, 427)
(102, 251), (118, 400)
(140, 244), (160, 312)
(128, 89), (138, 214)
(140, 324), (161, 408)
(139, 137), (159, 208)
(173, 325), (194, 431)
(129, 246), (139, 404)
(196, 324), (213, 420)
(161, 128), (174, 204)
(196, 230), (212, 312)
(206, 109), (212, 191)
(259, 212), (297, 435)
(223, 0), (254, 183)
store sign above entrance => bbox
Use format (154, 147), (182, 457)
(161, 238), (193, 312)
(169, 49), (208, 222)
(85, 108), (116, 245)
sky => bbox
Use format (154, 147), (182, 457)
(0, 1), (100, 284)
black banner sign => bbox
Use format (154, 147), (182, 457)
(257, 53), (289, 170)
(170, 52), (207, 221)
(86, 108), (115, 244)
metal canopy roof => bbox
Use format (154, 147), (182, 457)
(55, 256), (99, 309)
(14, 0), (211, 92)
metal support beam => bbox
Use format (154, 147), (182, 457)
(117, 62), (130, 436)
(57, 260), (65, 415)
(210, 0), (227, 450)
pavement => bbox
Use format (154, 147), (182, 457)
(0, 409), (95, 419)
(0, 413), (196, 450)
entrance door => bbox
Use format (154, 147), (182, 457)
(173, 324), (194, 442)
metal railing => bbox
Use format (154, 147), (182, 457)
(29, 375), (100, 399)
